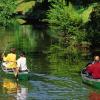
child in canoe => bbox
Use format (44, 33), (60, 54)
(16, 51), (28, 74)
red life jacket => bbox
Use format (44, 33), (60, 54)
(86, 62), (100, 79)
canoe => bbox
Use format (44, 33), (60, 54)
(1, 63), (29, 80)
(81, 69), (100, 88)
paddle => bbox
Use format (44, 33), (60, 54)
(2, 43), (9, 58)
(1, 42), (10, 66)
(12, 68), (19, 80)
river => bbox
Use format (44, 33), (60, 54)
(0, 25), (100, 100)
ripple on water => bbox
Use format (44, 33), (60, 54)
(28, 73), (89, 100)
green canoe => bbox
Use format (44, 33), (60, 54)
(81, 69), (100, 88)
(1, 64), (29, 80)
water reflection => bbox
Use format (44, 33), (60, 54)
(2, 78), (18, 94)
(0, 28), (14, 52)
(89, 92), (100, 100)
(16, 86), (28, 100)
(0, 25), (99, 100)
(29, 73), (89, 100)
(1, 78), (28, 100)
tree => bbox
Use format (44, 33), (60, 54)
(86, 4), (100, 44)
(59, 0), (96, 6)
(0, 0), (16, 27)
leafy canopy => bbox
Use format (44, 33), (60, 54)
(0, 0), (16, 26)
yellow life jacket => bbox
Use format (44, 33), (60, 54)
(3, 53), (17, 68)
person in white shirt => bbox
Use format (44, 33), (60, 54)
(17, 51), (28, 72)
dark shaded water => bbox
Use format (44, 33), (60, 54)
(0, 25), (100, 100)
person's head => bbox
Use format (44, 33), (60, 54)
(20, 51), (25, 57)
(94, 56), (100, 62)
(10, 48), (16, 54)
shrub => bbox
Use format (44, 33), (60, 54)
(0, 0), (16, 27)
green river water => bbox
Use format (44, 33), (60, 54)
(0, 25), (100, 100)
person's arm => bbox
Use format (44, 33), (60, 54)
(86, 64), (94, 74)
(16, 59), (21, 75)
(17, 59), (20, 69)
(3, 54), (10, 61)
(85, 61), (93, 68)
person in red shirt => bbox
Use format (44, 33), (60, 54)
(86, 56), (100, 67)
(92, 56), (100, 64)
(86, 56), (100, 79)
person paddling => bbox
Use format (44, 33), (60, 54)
(2, 48), (17, 69)
(16, 51), (28, 75)
(85, 56), (100, 67)
(92, 56), (100, 64)
(86, 56), (100, 79)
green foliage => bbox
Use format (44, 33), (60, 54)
(46, 1), (92, 64)
(47, 2), (88, 42)
(47, 2), (81, 31)
(0, 0), (16, 27)
(90, 4), (100, 32)
(86, 3), (100, 43)
(11, 25), (38, 53)
(80, 5), (93, 23)
(47, 2), (87, 49)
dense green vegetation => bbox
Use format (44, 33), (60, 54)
(0, 0), (16, 27)
(0, 0), (100, 72)
(86, 4), (100, 44)
(45, 0), (100, 69)
(46, 1), (90, 62)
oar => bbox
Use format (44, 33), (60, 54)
(1, 42), (12, 66)
(12, 68), (18, 80)
(1, 43), (10, 67)
(1, 42), (11, 59)
(2, 46), (8, 58)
